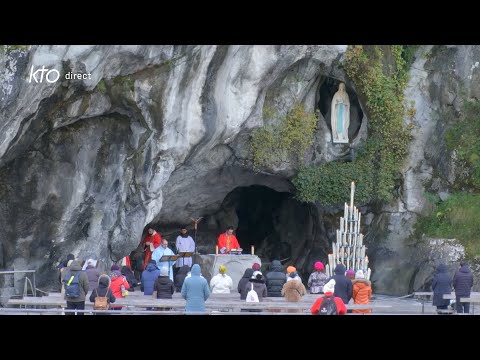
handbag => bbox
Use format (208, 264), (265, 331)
(246, 283), (259, 303)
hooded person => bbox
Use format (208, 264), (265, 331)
(329, 264), (353, 304)
(210, 265), (233, 294)
(141, 260), (160, 296)
(432, 264), (452, 311)
(265, 260), (287, 297)
(351, 270), (372, 314)
(89, 274), (116, 311)
(308, 261), (329, 294)
(154, 267), (175, 299)
(453, 262), (473, 313)
(181, 264), (210, 312)
(62, 260), (90, 315)
(238, 268), (255, 299)
(310, 279), (347, 315)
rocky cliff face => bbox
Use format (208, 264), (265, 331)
(0, 45), (349, 291)
(1, 45), (478, 296)
(369, 45), (480, 294)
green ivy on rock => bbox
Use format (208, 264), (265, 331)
(293, 45), (415, 206)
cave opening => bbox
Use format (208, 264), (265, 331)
(202, 184), (330, 277)
(226, 185), (290, 260)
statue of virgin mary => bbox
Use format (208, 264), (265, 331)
(331, 82), (350, 143)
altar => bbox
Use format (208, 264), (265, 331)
(193, 254), (262, 290)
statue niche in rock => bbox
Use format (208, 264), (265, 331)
(331, 82), (350, 144)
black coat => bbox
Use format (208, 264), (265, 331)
(453, 265), (473, 297)
(121, 266), (137, 291)
(329, 264), (353, 304)
(89, 276), (116, 304)
(432, 264), (452, 306)
(238, 269), (255, 300)
(154, 276), (175, 299)
(265, 260), (286, 297)
(175, 265), (190, 292)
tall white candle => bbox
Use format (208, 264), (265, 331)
(350, 181), (355, 210)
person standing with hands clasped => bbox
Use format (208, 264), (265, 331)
(176, 226), (195, 268)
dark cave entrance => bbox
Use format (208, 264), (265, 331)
(226, 185), (290, 259)
(213, 185), (329, 271)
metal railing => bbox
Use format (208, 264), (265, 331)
(0, 270), (36, 297)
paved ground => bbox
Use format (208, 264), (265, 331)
(1, 293), (477, 315)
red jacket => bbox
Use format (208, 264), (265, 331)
(109, 274), (130, 309)
(310, 292), (347, 315)
(217, 233), (240, 253)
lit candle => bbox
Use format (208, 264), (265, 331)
(251, 245), (254, 255)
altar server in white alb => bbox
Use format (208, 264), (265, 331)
(176, 226), (195, 268)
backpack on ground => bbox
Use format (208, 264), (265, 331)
(246, 283), (259, 303)
(318, 295), (338, 315)
(94, 288), (109, 310)
(64, 272), (81, 298)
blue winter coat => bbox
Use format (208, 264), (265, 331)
(141, 263), (160, 295)
(181, 264), (210, 312)
(432, 264), (452, 306)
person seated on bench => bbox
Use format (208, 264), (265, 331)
(352, 270), (372, 314)
(311, 279), (347, 315)
(210, 265), (233, 294)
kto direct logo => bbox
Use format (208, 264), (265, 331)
(28, 65), (60, 83)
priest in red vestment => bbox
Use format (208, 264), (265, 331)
(141, 228), (162, 269)
(217, 226), (240, 254)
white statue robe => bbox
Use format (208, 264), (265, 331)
(175, 235), (195, 268)
(151, 246), (176, 281)
(331, 83), (350, 143)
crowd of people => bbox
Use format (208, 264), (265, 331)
(56, 225), (475, 315)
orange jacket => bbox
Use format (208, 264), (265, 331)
(217, 233), (240, 253)
(352, 279), (372, 314)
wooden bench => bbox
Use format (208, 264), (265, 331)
(7, 296), (390, 314)
(436, 309), (454, 315)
